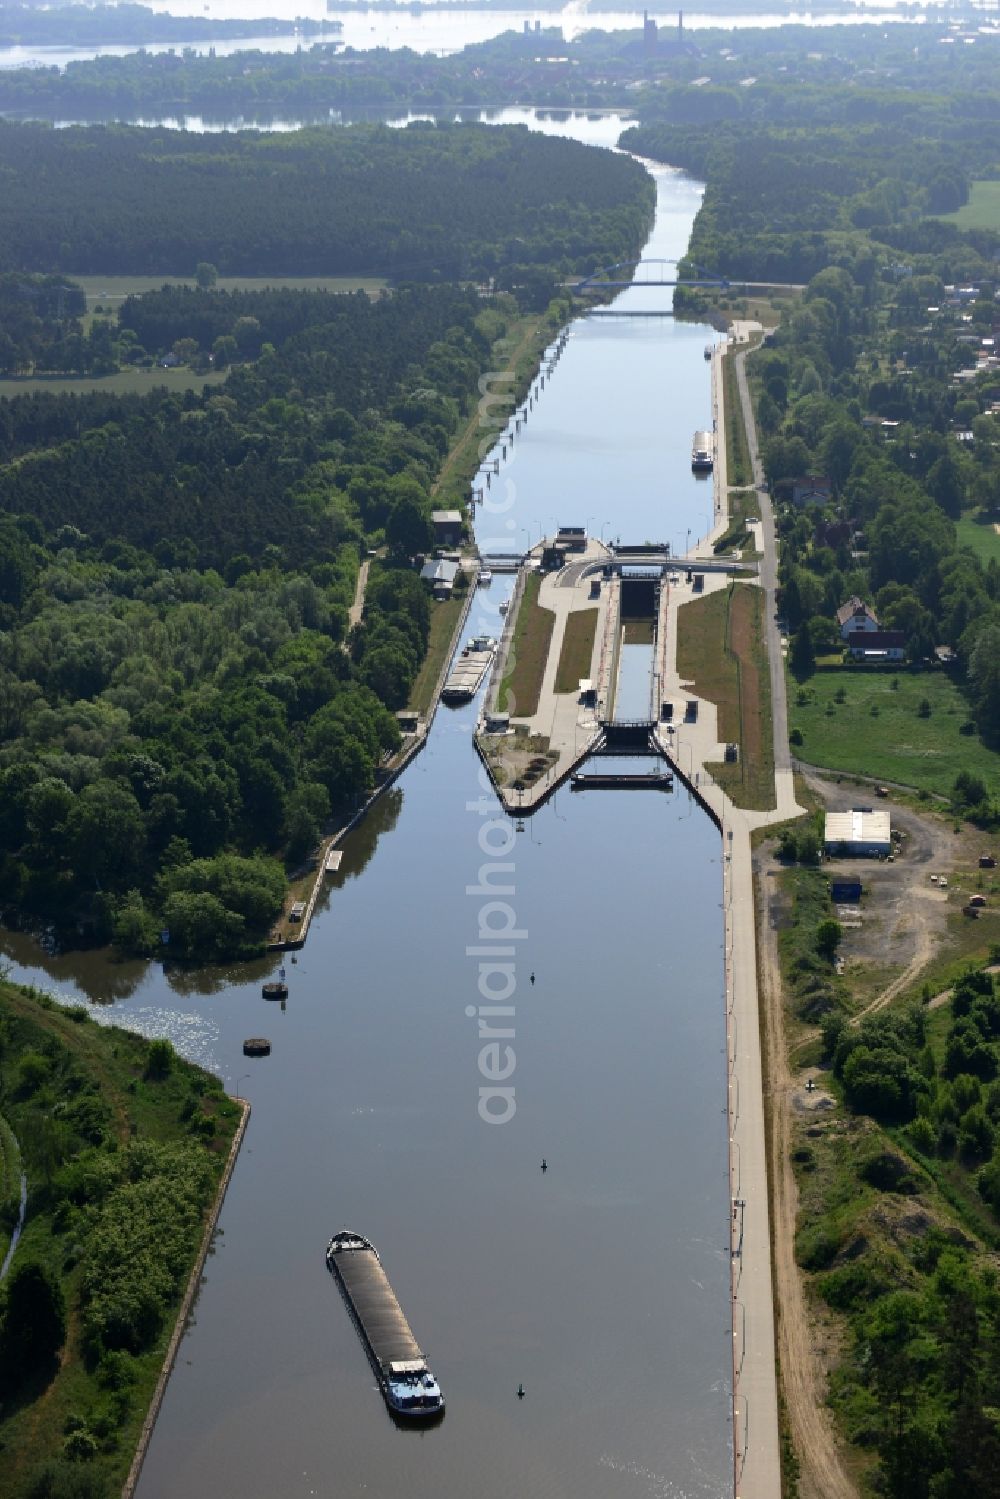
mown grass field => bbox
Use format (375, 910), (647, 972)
(72, 272), (387, 314)
(676, 582), (774, 809)
(499, 572), (554, 717)
(554, 607), (598, 692)
(723, 349), (751, 486)
(935, 179), (1000, 231)
(789, 667), (1000, 799)
(956, 513), (1000, 565)
(0, 367), (229, 398)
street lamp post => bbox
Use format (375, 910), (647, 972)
(235, 1073), (250, 1101)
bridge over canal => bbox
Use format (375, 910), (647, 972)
(573, 258), (730, 295)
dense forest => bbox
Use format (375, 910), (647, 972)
(624, 87), (1000, 285)
(3, 20), (1000, 123)
(0, 120), (653, 956)
(0, 119), (653, 278)
(0, 982), (242, 1499)
(0, 284), (480, 954)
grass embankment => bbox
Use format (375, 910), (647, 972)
(499, 572), (554, 717)
(713, 488), (762, 557)
(431, 311), (552, 513)
(789, 668), (1000, 801)
(0, 983), (241, 1499)
(407, 592), (468, 715)
(722, 348), (751, 487)
(554, 607), (598, 693)
(676, 582), (775, 809)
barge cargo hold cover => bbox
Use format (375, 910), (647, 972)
(326, 1231), (445, 1421)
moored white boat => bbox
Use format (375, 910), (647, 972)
(691, 430), (713, 472)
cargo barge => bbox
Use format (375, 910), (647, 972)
(441, 635), (496, 703)
(691, 430), (713, 472)
(326, 1231), (445, 1421)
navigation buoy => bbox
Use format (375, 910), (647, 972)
(530, 972), (535, 986)
(517, 1383), (525, 1399)
(541, 1159), (547, 1172)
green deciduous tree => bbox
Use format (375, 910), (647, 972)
(0, 1261), (66, 1388)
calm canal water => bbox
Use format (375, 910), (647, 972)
(1, 127), (735, 1498)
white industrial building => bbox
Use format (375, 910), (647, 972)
(824, 808), (892, 859)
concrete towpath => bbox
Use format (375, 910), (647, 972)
(655, 320), (805, 1499)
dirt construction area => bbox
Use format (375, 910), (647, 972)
(801, 771), (962, 1019)
(753, 770), (984, 1499)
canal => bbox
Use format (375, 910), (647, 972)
(1, 125), (733, 1499)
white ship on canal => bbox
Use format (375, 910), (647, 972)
(691, 430), (713, 472)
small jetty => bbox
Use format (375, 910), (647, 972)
(442, 635), (495, 704)
(243, 1037), (271, 1056)
(691, 430), (713, 472)
(262, 980), (288, 1000)
(326, 1231), (444, 1421)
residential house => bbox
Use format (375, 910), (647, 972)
(846, 630), (905, 662)
(788, 476), (833, 508)
(837, 596), (879, 639)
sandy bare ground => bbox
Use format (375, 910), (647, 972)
(799, 771), (959, 1023)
